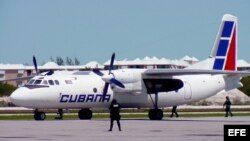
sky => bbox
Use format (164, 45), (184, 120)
(0, 0), (250, 65)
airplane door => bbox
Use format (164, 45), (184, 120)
(184, 82), (192, 100)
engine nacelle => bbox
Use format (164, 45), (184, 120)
(111, 69), (145, 94)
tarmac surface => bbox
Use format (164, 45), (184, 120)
(1, 116), (250, 141)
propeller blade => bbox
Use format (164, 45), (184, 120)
(45, 70), (54, 75)
(92, 52), (124, 100)
(93, 69), (104, 76)
(33, 56), (38, 74)
(102, 83), (109, 102)
(110, 78), (125, 88)
(109, 53), (115, 74)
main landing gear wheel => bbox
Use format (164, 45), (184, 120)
(148, 109), (163, 120)
(78, 109), (93, 120)
(34, 110), (46, 120)
(148, 91), (164, 120)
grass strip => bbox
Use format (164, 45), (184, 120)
(1, 112), (250, 120)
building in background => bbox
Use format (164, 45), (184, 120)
(0, 61), (103, 86)
(1, 56), (250, 86)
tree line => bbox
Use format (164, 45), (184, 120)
(49, 56), (80, 66)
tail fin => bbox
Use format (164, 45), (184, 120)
(211, 14), (237, 71)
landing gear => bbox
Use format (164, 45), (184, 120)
(55, 109), (64, 120)
(78, 109), (92, 120)
(148, 109), (163, 120)
(148, 92), (164, 120)
(34, 109), (46, 120)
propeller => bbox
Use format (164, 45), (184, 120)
(32, 55), (53, 76)
(33, 55), (38, 75)
(93, 53), (125, 102)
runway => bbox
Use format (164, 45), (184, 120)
(0, 117), (250, 141)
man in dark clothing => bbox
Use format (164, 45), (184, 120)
(223, 96), (233, 117)
(108, 99), (121, 131)
(170, 105), (179, 118)
(55, 109), (63, 120)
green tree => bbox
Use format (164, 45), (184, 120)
(50, 56), (55, 62)
(66, 57), (74, 65)
(74, 57), (80, 65)
(56, 56), (64, 66)
(0, 83), (17, 97)
(238, 76), (250, 97)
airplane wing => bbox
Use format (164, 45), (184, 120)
(0, 70), (55, 83)
(142, 69), (250, 94)
(144, 69), (250, 76)
(0, 75), (34, 82)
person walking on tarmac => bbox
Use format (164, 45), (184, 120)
(223, 96), (233, 117)
(170, 105), (179, 118)
(108, 99), (121, 131)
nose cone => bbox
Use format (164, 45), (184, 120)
(10, 87), (29, 107)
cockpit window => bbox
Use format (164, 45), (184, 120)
(24, 78), (51, 89)
(28, 79), (35, 84)
(25, 78), (59, 87)
(48, 80), (54, 85)
(34, 80), (42, 85)
(55, 80), (59, 85)
(42, 80), (48, 85)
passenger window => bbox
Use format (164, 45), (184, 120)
(65, 80), (72, 84)
(42, 80), (48, 85)
(55, 80), (59, 85)
(48, 80), (54, 85)
(93, 88), (97, 93)
(34, 80), (42, 85)
(28, 79), (35, 85)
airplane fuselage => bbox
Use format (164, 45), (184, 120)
(11, 69), (234, 110)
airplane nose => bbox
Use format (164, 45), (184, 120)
(10, 87), (29, 106)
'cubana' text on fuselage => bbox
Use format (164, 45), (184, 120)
(59, 94), (111, 103)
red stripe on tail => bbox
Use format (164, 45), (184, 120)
(225, 28), (236, 70)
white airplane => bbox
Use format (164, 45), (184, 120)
(8, 14), (250, 120)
